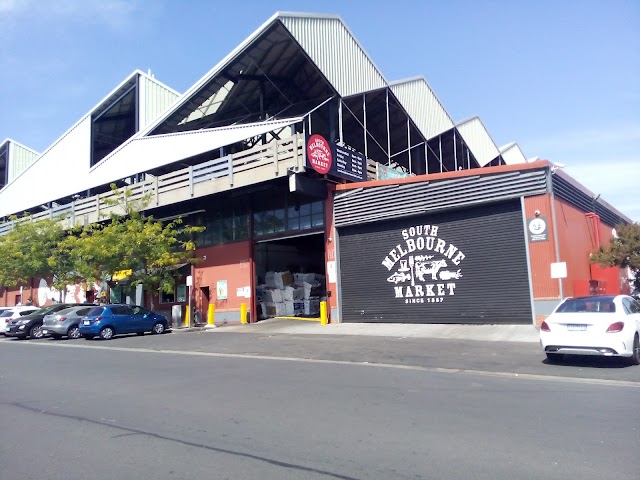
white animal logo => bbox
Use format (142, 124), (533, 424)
(415, 259), (448, 281)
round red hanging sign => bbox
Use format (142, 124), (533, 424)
(306, 134), (332, 174)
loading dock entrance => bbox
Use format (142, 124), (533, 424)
(254, 231), (326, 320)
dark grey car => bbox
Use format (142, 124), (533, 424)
(42, 306), (96, 339)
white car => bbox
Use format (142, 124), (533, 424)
(540, 295), (640, 365)
(0, 306), (40, 333)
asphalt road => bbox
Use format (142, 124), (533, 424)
(1, 331), (638, 480)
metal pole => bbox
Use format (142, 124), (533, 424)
(550, 191), (564, 301)
(338, 99), (343, 144)
(453, 129), (458, 171)
(407, 117), (412, 174)
(386, 89), (391, 165)
(363, 94), (368, 158)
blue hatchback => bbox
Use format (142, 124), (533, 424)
(78, 304), (169, 340)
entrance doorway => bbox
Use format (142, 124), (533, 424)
(254, 232), (325, 320)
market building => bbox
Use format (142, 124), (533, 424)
(0, 12), (632, 329)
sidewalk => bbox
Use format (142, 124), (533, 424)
(173, 318), (541, 343)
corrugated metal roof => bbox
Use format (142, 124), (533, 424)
(390, 77), (454, 140)
(139, 12), (390, 137)
(3, 70), (176, 188)
(0, 118), (302, 218)
(279, 13), (388, 96)
(455, 117), (501, 166)
(499, 142), (528, 165)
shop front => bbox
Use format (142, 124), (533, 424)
(337, 200), (533, 324)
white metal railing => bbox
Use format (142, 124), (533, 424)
(0, 134), (305, 235)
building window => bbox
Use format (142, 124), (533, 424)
(254, 199), (324, 239)
(160, 283), (186, 304)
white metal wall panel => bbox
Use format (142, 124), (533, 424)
(499, 143), (527, 165)
(390, 78), (455, 140)
(0, 118), (91, 217)
(7, 141), (39, 182)
(139, 75), (180, 130)
(90, 117), (303, 186)
(0, 118), (302, 218)
(280, 15), (387, 97)
(456, 117), (500, 166)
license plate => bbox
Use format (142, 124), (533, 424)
(83, 320), (90, 325)
(567, 324), (587, 331)
(4, 327), (9, 332)
(42, 329), (48, 334)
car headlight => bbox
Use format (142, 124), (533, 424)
(18, 325), (26, 330)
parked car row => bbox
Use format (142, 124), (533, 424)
(3, 303), (169, 340)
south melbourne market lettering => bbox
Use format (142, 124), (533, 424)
(381, 225), (465, 303)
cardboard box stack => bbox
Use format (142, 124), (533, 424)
(258, 271), (324, 319)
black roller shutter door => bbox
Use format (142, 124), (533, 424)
(338, 200), (532, 324)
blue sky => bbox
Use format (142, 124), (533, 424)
(1, 0), (639, 221)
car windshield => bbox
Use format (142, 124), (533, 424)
(27, 307), (50, 315)
(556, 298), (616, 313)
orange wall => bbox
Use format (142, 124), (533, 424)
(324, 192), (336, 321)
(192, 241), (253, 318)
(524, 194), (559, 299)
(553, 197), (625, 297)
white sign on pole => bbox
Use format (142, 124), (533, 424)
(550, 262), (567, 279)
(186, 275), (193, 287)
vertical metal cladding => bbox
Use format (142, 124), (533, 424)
(280, 16), (387, 97)
(8, 142), (39, 182)
(390, 79), (455, 140)
(456, 118), (500, 167)
(338, 200), (532, 324)
(140, 76), (180, 131)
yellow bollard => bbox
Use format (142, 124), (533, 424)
(184, 305), (190, 328)
(320, 301), (328, 326)
(207, 304), (215, 325)
(240, 303), (247, 324)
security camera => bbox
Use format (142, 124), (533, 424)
(534, 210), (541, 217)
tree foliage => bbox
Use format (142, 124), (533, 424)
(0, 215), (67, 288)
(0, 184), (205, 307)
(590, 223), (640, 288)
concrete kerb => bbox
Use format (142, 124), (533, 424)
(169, 318), (541, 343)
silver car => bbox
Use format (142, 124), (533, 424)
(42, 306), (96, 339)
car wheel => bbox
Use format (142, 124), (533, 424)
(51, 333), (63, 340)
(99, 327), (114, 340)
(546, 352), (564, 363)
(83, 335), (94, 340)
(152, 322), (165, 335)
(630, 334), (640, 366)
(67, 325), (81, 339)
(29, 324), (44, 339)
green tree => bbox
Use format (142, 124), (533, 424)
(0, 215), (68, 290)
(61, 185), (204, 308)
(590, 223), (640, 289)
(0, 184), (204, 308)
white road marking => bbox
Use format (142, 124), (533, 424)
(2, 337), (638, 388)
